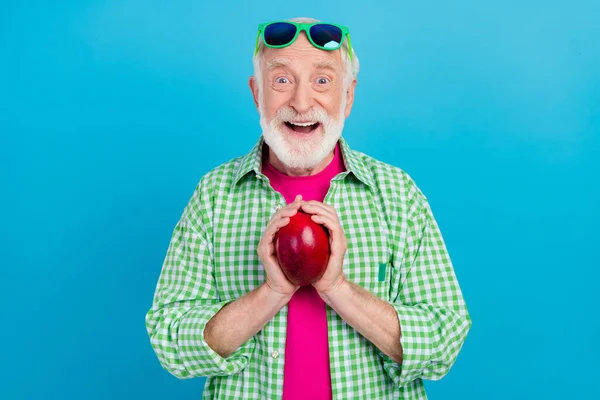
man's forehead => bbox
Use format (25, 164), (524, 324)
(266, 57), (338, 71)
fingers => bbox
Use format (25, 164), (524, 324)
(265, 205), (298, 231)
(302, 201), (345, 245)
(258, 218), (291, 262)
(265, 216), (291, 244)
(263, 195), (304, 246)
(310, 213), (347, 256)
(274, 206), (299, 221)
(265, 196), (301, 228)
(301, 201), (337, 220)
(310, 214), (339, 236)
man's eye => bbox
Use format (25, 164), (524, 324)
(317, 77), (330, 84)
(276, 77), (289, 84)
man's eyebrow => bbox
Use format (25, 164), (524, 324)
(313, 60), (337, 70)
(267, 58), (292, 70)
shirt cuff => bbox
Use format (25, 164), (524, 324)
(379, 302), (435, 387)
(177, 302), (256, 376)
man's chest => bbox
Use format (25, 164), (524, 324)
(210, 182), (398, 302)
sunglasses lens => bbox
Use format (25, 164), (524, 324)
(309, 24), (343, 49)
(264, 23), (297, 46)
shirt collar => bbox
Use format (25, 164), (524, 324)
(232, 136), (375, 189)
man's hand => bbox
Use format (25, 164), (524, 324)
(300, 201), (348, 294)
(300, 201), (403, 363)
(257, 194), (303, 298)
(204, 195), (303, 358)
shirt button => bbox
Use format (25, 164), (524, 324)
(272, 350), (279, 359)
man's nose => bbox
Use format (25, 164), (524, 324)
(289, 84), (313, 115)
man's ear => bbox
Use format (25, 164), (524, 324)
(249, 76), (259, 110)
(344, 79), (357, 118)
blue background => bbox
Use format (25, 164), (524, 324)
(1, 1), (598, 399)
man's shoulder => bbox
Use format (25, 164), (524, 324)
(356, 149), (407, 179)
(197, 155), (245, 191)
(181, 155), (248, 225)
(351, 149), (424, 198)
(351, 149), (431, 223)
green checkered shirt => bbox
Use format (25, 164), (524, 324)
(145, 136), (472, 399)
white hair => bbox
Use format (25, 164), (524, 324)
(252, 16), (360, 96)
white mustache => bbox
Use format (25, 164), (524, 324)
(271, 107), (331, 126)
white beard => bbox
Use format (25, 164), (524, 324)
(259, 97), (347, 170)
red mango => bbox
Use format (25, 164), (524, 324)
(275, 210), (331, 286)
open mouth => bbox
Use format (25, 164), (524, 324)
(284, 121), (320, 134)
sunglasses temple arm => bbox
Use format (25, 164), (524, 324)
(345, 33), (353, 61)
(254, 29), (261, 56)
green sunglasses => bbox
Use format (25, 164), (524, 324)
(254, 21), (353, 61)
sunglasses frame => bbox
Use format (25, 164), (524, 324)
(254, 21), (353, 61)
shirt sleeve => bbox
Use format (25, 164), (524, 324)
(145, 195), (255, 379)
(380, 197), (472, 387)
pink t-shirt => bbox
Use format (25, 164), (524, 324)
(262, 142), (346, 400)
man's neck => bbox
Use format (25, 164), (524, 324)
(267, 148), (335, 177)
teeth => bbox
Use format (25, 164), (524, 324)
(288, 121), (317, 127)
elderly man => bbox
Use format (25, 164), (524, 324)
(146, 17), (471, 399)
